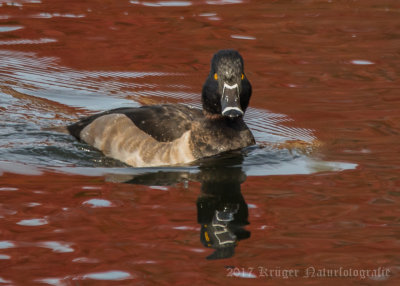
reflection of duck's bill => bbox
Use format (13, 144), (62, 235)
(201, 224), (237, 248)
(221, 82), (243, 118)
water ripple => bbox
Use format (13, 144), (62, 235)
(17, 218), (48, 226)
(206, 0), (244, 4)
(36, 278), (66, 286)
(81, 270), (134, 281)
(350, 59), (375, 65)
(0, 241), (15, 249)
(0, 38), (57, 45)
(0, 187), (18, 191)
(32, 12), (86, 18)
(0, 26), (24, 32)
(231, 34), (256, 40)
(82, 199), (113, 208)
(130, 0), (244, 6)
(130, 1), (192, 7)
(37, 241), (74, 253)
(0, 50), (178, 110)
(72, 257), (100, 263)
(0, 277), (12, 284)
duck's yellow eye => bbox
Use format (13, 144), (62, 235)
(241, 73), (245, 80)
(214, 73), (218, 80)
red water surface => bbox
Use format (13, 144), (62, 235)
(1, 0), (400, 285)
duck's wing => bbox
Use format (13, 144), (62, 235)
(67, 104), (203, 142)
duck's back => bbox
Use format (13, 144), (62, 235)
(67, 104), (203, 167)
(68, 105), (202, 142)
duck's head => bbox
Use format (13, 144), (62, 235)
(202, 50), (252, 119)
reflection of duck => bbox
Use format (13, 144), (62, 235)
(67, 50), (255, 167)
(118, 152), (251, 260)
(197, 154), (250, 260)
(197, 176), (250, 260)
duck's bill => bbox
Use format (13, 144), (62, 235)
(221, 83), (243, 118)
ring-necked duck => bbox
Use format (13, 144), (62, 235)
(67, 50), (255, 167)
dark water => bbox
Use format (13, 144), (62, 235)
(0, 0), (399, 285)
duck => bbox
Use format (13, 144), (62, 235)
(67, 49), (255, 167)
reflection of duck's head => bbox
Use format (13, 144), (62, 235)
(199, 202), (250, 260)
(202, 50), (252, 119)
(197, 157), (250, 260)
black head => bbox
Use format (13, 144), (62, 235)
(202, 50), (252, 119)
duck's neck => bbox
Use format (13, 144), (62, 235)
(203, 110), (224, 120)
(190, 111), (254, 159)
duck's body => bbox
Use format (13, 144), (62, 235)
(67, 50), (255, 167)
(68, 104), (254, 167)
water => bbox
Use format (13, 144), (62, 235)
(0, 0), (399, 285)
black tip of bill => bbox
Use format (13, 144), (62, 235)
(222, 107), (244, 118)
